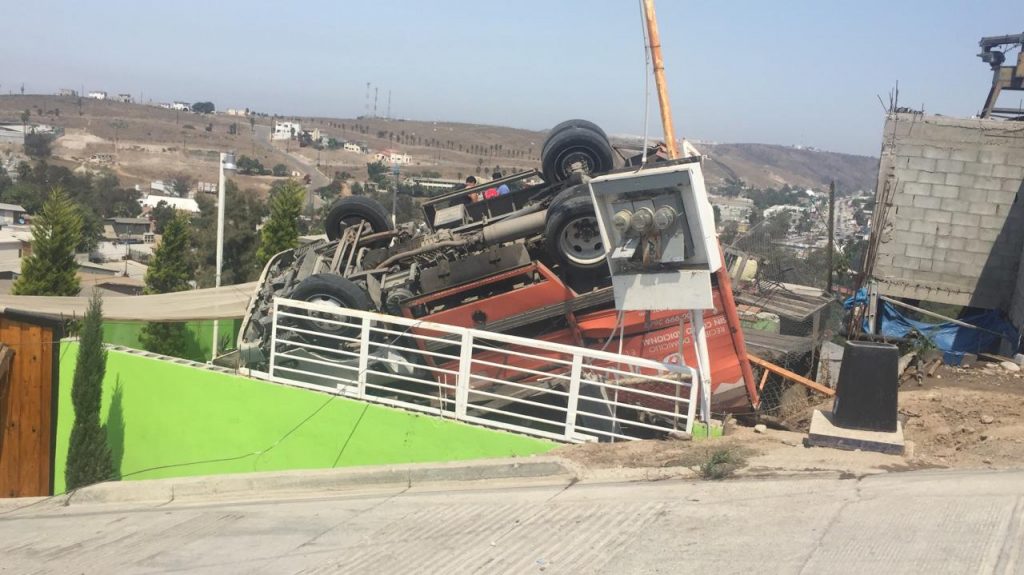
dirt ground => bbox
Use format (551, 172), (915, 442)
(555, 359), (1024, 478)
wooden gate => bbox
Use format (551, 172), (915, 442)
(0, 311), (62, 497)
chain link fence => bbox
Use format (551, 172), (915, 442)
(724, 217), (846, 429)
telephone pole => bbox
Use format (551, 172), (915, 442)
(827, 180), (836, 294)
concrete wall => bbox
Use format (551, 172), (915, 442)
(871, 113), (1024, 308)
(53, 344), (555, 494)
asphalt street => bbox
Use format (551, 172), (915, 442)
(1, 470), (1022, 574)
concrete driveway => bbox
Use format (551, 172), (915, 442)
(1, 469), (1021, 574)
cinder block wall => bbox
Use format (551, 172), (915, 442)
(871, 113), (1024, 311)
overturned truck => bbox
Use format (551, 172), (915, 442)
(237, 121), (752, 437)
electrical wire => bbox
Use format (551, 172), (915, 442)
(638, 0), (652, 168)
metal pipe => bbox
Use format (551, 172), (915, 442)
(373, 240), (468, 270)
(480, 210), (547, 245)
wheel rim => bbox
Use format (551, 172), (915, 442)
(305, 294), (350, 333)
(554, 147), (598, 179)
(559, 216), (605, 265)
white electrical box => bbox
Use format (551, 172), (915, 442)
(587, 161), (720, 311)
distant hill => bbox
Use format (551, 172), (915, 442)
(0, 95), (878, 196)
(700, 143), (878, 195)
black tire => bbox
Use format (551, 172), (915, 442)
(287, 274), (374, 346)
(324, 196), (393, 241)
(541, 119), (608, 157)
(544, 188), (606, 271)
(541, 127), (616, 183)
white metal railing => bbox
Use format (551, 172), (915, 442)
(266, 297), (699, 443)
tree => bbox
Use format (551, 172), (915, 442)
(257, 180), (304, 265)
(235, 155), (267, 176)
(366, 161), (389, 187)
(140, 212), (195, 357)
(271, 163), (289, 177)
(191, 101), (215, 114)
(193, 180), (267, 286)
(23, 133), (52, 159)
(150, 201), (176, 234)
(764, 211), (791, 240)
(13, 188), (82, 296)
(65, 291), (114, 490)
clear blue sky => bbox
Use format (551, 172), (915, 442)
(5, 0), (1021, 156)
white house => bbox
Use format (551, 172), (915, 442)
(311, 128), (329, 144)
(172, 101), (191, 111)
(87, 91), (107, 100)
(225, 108), (249, 117)
(709, 195), (754, 224)
(0, 203), (28, 226)
(58, 88), (78, 97)
(272, 121), (301, 141)
(138, 194), (201, 214)
(374, 150), (411, 165)
(159, 102), (173, 109)
(117, 93), (133, 103)
(343, 142), (364, 153)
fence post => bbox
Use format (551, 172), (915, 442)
(564, 355), (583, 440)
(356, 316), (371, 398)
(455, 331), (473, 419)
(268, 300), (279, 379)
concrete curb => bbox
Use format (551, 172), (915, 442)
(64, 456), (575, 506)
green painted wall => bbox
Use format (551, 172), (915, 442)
(102, 319), (242, 363)
(53, 343), (555, 494)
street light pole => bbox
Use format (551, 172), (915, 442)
(212, 151), (236, 361)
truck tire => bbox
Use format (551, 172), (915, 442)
(324, 196), (393, 241)
(541, 119), (608, 157)
(287, 274), (374, 345)
(541, 127), (615, 183)
(544, 188), (606, 270)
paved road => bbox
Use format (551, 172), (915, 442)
(2, 470), (1023, 574)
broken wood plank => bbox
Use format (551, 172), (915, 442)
(748, 353), (835, 397)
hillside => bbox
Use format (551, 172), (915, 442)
(0, 95), (878, 195)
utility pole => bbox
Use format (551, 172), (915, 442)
(827, 180), (836, 294)
(391, 162), (400, 227)
(387, 90), (392, 119)
(373, 87), (379, 118)
(642, 0), (678, 158)
(641, 0), (758, 408)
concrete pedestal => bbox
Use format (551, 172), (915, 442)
(806, 409), (904, 455)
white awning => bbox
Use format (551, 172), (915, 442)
(0, 282), (258, 321)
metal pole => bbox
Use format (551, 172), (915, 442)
(690, 310), (712, 424)
(641, 0), (679, 158)
(212, 152), (226, 360)
(391, 162), (399, 227)
(827, 180), (836, 294)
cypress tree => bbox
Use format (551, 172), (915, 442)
(65, 291), (114, 490)
(257, 180), (304, 265)
(140, 211), (194, 357)
(13, 187), (82, 296)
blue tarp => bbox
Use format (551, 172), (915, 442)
(844, 288), (1019, 364)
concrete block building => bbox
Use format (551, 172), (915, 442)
(867, 112), (1024, 328)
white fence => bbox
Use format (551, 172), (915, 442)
(267, 297), (699, 443)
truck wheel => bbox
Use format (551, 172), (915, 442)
(541, 127), (615, 183)
(541, 119), (608, 157)
(286, 274), (373, 345)
(544, 188), (606, 270)
(324, 196), (393, 241)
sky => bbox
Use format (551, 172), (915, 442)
(3, 0), (1021, 156)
